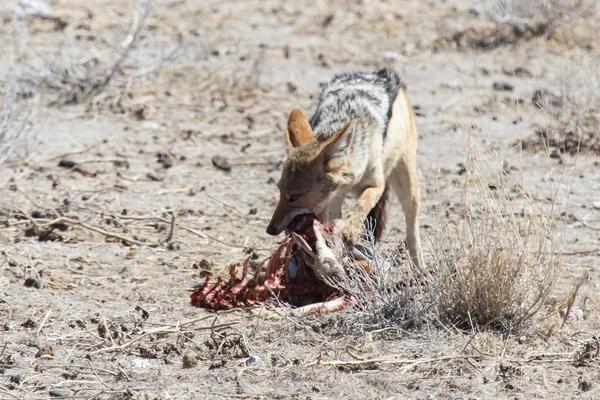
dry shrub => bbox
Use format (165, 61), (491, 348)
(329, 232), (434, 333)
(478, 0), (598, 39)
(523, 63), (600, 155)
(437, 0), (599, 49)
(332, 154), (560, 334)
(1, 0), (184, 113)
(431, 156), (560, 331)
(432, 201), (558, 331)
(0, 84), (33, 163)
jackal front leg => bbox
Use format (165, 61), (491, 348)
(343, 182), (385, 244)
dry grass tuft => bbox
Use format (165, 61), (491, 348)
(436, 0), (600, 49)
(329, 232), (434, 333)
(477, 0), (598, 39)
(523, 63), (600, 155)
(1, 0), (184, 113)
(432, 203), (559, 331)
(329, 153), (560, 334)
(430, 155), (560, 332)
(0, 84), (33, 163)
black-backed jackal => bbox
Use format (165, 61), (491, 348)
(266, 68), (422, 268)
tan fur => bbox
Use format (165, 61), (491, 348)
(268, 88), (422, 269)
(286, 109), (315, 148)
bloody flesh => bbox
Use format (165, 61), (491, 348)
(190, 214), (344, 311)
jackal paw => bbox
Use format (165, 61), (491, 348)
(342, 216), (364, 245)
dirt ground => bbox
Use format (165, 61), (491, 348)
(1, 0), (599, 399)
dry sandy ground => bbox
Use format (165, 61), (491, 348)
(0, 0), (599, 399)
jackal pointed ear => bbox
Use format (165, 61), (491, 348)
(320, 119), (357, 160)
(285, 109), (314, 150)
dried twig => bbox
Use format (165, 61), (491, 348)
(38, 217), (163, 248)
(306, 354), (467, 368)
(561, 273), (587, 328)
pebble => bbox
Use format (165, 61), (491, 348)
(493, 81), (513, 91)
(36, 345), (54, 358)
(383, 51), (400, 62)
(241, 355), (263, 366)
(182, 354), (198, 369)
(24, 277), (42, 289)
(212, 155), (231, 172)
(593, 201), (600, 210)
(10, 374), (24, 384)
(49, 386), (72, 398)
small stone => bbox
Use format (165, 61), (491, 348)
(593, 201), (600, 210)
(24, 277), (42, 289)
(146, 172), (164, 182)
(10, 374), (24, 384)
(57, 159), (77, 168)
(578, 379), (593, 392)
(49, 386), (72, 398)
(97, 322), (108, 338)
(198, 259), (214, 271)
(156, 153), (173, 169)
(549, 148), (562, 159)
(242, 355), (263, 366)
(493, 82), (513, 91)
(212, 155), (231, 172)
(36, 345), (54, 358)
(31, 210), (46, 218)
(383, 51), (400, 62)
(182, 354), (198, 369)
(22, 318), (37, 329)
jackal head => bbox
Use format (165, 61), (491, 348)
(266, 109), (356, 236)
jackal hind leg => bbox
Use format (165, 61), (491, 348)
(390, 159), (423, 269)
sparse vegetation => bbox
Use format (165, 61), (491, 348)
(328, 234), (433, 332)
(1, 0), (183, 113)
(436, 0), (599, 49)
(334, 155), (560, 334)
(524, 63), (600, 155)
(431, 185), (559, 331)
(0, 0), (598, 398)
(0, 84), (33, 163)
(478, 0), (598, 39)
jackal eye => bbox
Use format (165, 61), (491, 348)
(288, 194), (301, 203)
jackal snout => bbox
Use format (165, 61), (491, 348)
(266, 109), (356, 236)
